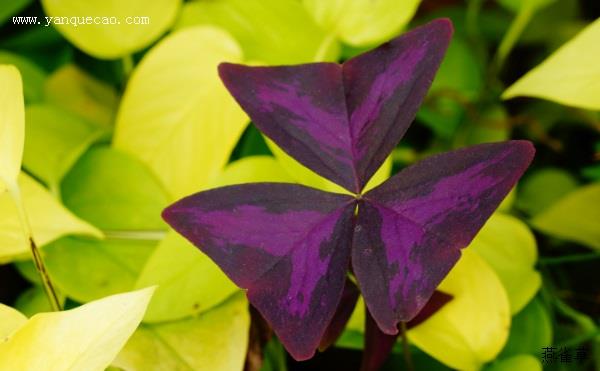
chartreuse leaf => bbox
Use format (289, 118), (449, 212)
(408, 249), (511, 370)
(0, 65), (24, 189)
(532, 183), (600, 250)
(517, 167), (579, 215)
(0, 173), (102, 263)
(0, 287), (154, 371)
(114, 27), (248, 199)
(23, 104), (106, 190)
(500, 298), (552, 358)
(61, 147), (169, 231)
(0, 304), (27, 339)
(267, 139), (391, 194)
(0, 51), (46, 102)
(113, 292), (249, 371)
(469, 213), (541, 314)
(135, 231), (237, 323)
(176, 0), (337, 64)
(43, 237), (155, 303)
(503, 18), (600, 110)
(303, 0), (421, 46)
(137, 156), (293, 323)
(485, 355), (542, 371)
(40, 0), (181, 59)
(44, 65), (118, 127)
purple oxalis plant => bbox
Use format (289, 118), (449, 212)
(163, 19), (534, 361)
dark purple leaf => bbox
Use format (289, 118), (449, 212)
(162, 183), (356, 360)
(219, 19), (452, 193)
(319, 278), (360, 352)
(361, 308), (400, 371)
(352, 141), (535, 334)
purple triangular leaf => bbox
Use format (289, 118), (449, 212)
(352, 141), (535, 334)
(219, 19), (452, 193)
(360, 308), (400, 371)
(162, 183), (356, 360)
(318, 278), (360, 352)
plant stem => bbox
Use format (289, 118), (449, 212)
(539, 252), (600, 265)
(399, 322), (414, 371)
(466, 0), (484, 38)
(493, 3), (536, 72)
(8, 183), (61, 311)
(122, 54), (134, 79)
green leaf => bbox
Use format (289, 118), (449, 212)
(532, 183), (600, 250)
(503, 18), (600, 110)
(0, 0), (32, 25)
(486, 354), (542, 371)
(0, 304), (27, 339)
(0, 173), (102, 263)
(408, 249), (511, 370)
(175, 0), (337, 64)
(44, 65), (119, 127)
(0, 287), (154, 371)
(0, 51), (46, 102)
(40, 0), (181, 59)
(207, 155), (295, 189)
(497, 0), (557, 13)
(0, 65), (24, 189)
(500, 298), (552, 358)
(61, 147), (169, 231)
(135, 231), (237, 323)
(14, 286), (66, 317)
(114, 27), (248, 199)
(23, 104), (106, 191)
(417, 35), (482, 138)
(44, 236), (156, 303)
(113, 293), (249, 371)
(517, 167), (579, 216)
(469, 213), (541, 314)
(303, 0), (421, 46)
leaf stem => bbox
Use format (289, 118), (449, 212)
(8, 183), (62, 311)
(399, 322), (414, 371)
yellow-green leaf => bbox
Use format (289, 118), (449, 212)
(135, 231), (237, 323)
(40, 0), (181, 59)
(44, 65), (118, 127)
(0, 173), (102, 263)
(469, 213), (541, 314)
(23, 104), (106, 190)
(0, 51), (46, 103)
(176, 0), (338, 64)
(0, 304), (27, 340)
(503, 18), (600, 110)
(0, 65), (24, 188)
(266, 139), (391, 194)
(206, 155), (295, 189)
(532, 182), (600, 250)
(0, 287), (154, 371)
(14, 286), (66, 317)
(303, 0), (421, 46)
(485, 354), (542, 371)
(113, 293), (249, 371)
(114, 27), (248, 199)
(408, 249), (511, 370)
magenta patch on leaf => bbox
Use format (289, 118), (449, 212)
(163, 18), (535, 361)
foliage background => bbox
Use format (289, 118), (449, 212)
(0, 0), (599, 370)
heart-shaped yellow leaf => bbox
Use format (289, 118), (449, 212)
(114, 27), (248, 199)
(40, 0), (181, 59)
